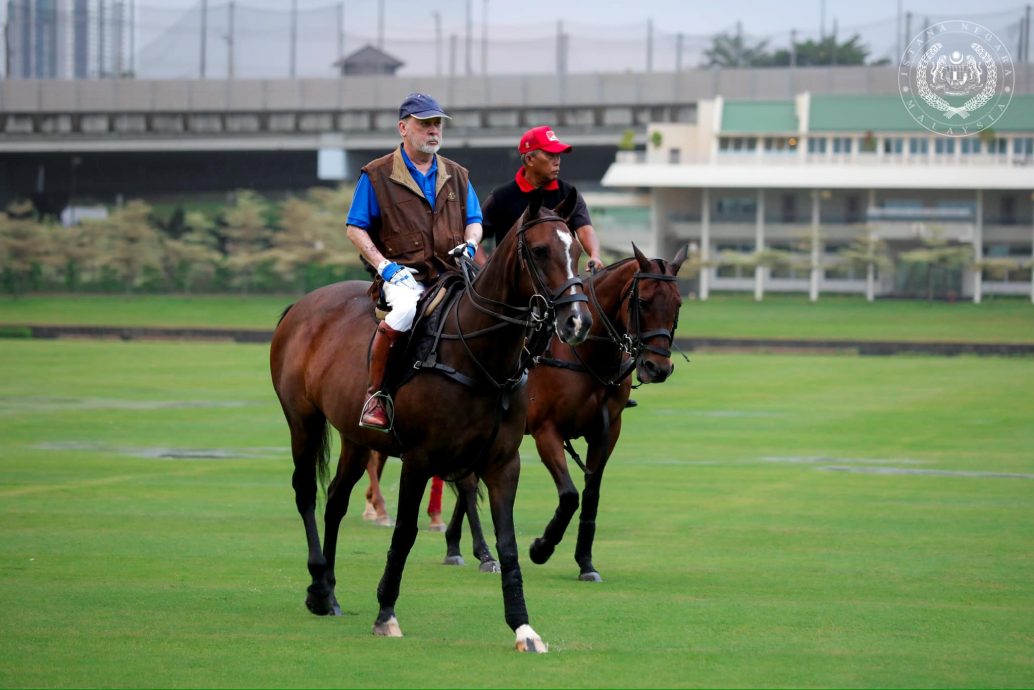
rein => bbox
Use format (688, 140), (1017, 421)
(536, 260), (678, 388)
(414, 214), (588, 395)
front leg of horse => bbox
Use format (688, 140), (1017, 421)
(373, 464), (428, 638)
(574, 463), (607, 582)
(529, 433), (580, 566)
(486, 461), (547, 653)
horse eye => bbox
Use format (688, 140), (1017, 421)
(531, 246), (549, 259)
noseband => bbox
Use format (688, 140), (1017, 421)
(589, 262), (679, 363)
(516, 215), (589, 324)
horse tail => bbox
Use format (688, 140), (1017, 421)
(447, 474), (485, 506)
(315, 419), (332, 495)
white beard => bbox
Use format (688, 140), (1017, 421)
(418, 141), (442, 155)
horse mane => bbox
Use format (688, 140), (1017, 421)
(277, 303), (294, 326)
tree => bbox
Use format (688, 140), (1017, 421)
(264, 189), (359, 294)
(835, 229), (892, 302)
(898, 227), (972, 302)
(767, 33), (871, 66)
(702, 29), (771, 67)
(221, 190), (274, 294)
(94, 200), (166, 293)
(0, 200), (59, 296)
(163, 211), (222, 294)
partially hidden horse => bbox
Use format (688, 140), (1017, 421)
(431, 243), (688, 580)
(269, 193), (591, 652)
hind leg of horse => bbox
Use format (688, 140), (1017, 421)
(318, 441), (372, 614)
(484, 454), (546, 652)
(373, 460), (429, 637)
(574, 417), (622, 583)
(528, 427), (580, 566)
(443, 475), (497, 571)
(363, 451), (391, 526)
(287, 414), (335, 615)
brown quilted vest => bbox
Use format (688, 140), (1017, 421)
(363, 147), (470, 282)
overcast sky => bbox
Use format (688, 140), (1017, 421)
(132, 0), (1030, 37)
(6, 0), (1028, 78)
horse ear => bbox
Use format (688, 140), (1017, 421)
(524, 189), (544, 220)
(552, 187), (579, 224)
(671, 243), (689, 276)
(632, 242), (651, 272)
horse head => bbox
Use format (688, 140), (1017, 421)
(627, 242), (687, 384)
(512, 190), (592, 347)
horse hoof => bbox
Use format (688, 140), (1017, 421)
(514, 624), (548, 653)
(479, 559), (501, 573)
(443, 555), (465, 566)
(305, 593), (341, 616)
(427, 523), (447, 532)
(578, 571), (602, 583)
(529, 538), (554, 565)
(372, 616), (403, 637)
(374, 516), (393, 527)
(362, 502), (378, 521)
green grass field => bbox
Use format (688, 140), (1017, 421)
(2, 293), (1033, 343)
(1, 339), (1032, 687)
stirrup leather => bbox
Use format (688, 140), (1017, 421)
(359, 391), (395, 431)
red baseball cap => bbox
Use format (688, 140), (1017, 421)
(518, 125), (573, 154)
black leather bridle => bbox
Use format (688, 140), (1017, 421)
(536, 259), (680, 388)
(419, 214), (589, 394)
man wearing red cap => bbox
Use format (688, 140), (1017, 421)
(480, 125), (603, 272)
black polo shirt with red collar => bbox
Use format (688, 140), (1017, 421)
(481, 168), (592, 246)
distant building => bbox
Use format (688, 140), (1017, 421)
(5, 0), (130, 79)
(333, 45), (404, 77)
(602, 93), (1034, 302)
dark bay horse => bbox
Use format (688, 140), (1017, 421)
(269, 195), (592, 652)
(439, 243), (687, 580)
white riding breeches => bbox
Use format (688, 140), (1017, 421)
(382, 279), (426, 331)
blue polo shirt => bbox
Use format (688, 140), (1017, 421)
(347, 146), (483, 229)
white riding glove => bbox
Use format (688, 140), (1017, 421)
(449, 240), (477, 265)
(378, 260), (418, 290)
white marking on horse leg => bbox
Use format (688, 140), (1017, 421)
(514, 623), (548, 653)
(372, 616), (403, 637)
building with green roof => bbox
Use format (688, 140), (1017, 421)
(603, 92), (1034, 302)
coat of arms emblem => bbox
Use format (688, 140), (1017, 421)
(898, 21), (1014, 135)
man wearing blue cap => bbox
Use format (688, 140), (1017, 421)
(346, 93), (483, 431)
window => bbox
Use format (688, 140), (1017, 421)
(807, 137), (828, 154)
(764, 137), (798, 153)
(719, 136), (758, 152)
(714, 197), (757, 221)
(832, 137), (853, 154)
(960, 138), (982, 154)
(909, 138), (929, 155)
(982, 244), (1033, 282)
(668, 148), (681, 164)
(935, 138), (956, 155)
(987, 138), (1007, 155)
(1013, 137), (1034, 156)
(883, 137), (904, 154)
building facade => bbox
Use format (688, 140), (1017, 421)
(602, 93), (1034, 302)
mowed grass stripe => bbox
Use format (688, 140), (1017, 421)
(0, 339), (1031, 687)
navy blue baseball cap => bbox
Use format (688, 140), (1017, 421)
(398, 93), (451, 121)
